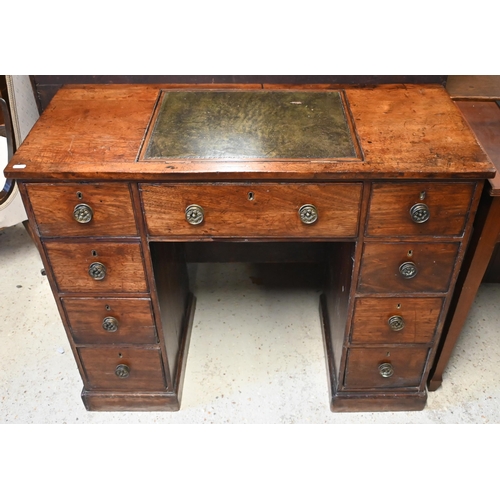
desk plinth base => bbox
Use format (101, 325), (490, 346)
(82, 391), (182, 411)
(329, 391), (427, 412)
(81, 293), (196, 412)
(320, 294), (427, 412)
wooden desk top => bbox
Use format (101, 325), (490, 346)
(5, 84), (495, 182)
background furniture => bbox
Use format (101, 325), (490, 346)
(428, 76), (500, 390)
(0, 75), (39, 229)
(28, 76), (448, 113)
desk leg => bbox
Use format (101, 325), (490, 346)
(428, 195), (500, 391)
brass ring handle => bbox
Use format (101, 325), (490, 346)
(73, 203), (94, 223)
(88, 262), (107, 281)
(185, 204), (204, 225)
(115, 364), (130, 378)
(399, 261), (418, 279)
(102, 316), (119, 332)
(299, 204), (318, 224)
(410, 203), (430, 224)
(378, 362), (394, 378)
(388, 315), (405, 332)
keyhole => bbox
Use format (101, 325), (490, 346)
(386, 352), (391, 357)
(248, 192), (254, 201)
(407, 250), (413, 257)
(77, 191), (83, 199)
(105, 305), (111, 311)
(118, 353), (123, 358)
(397, 303), (401, 309)
(420, 191), (426, 200)
(92, 250), (98, 257)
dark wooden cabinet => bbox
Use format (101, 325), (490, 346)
(4, 83), (494, 412)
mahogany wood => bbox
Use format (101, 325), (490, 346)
(324, 243), (356, 384)
(455, 101), (500, 195)
(4, 83), (494, 413)
(344, 347), (429, 389)
(44, 241), (148, 293)
(26, 183), (138, 237)
(428, 194), (500, 390)
(446, 75), (500, 101)
(5, 85), (494, 182)
(149, 242), (190, 383)
(140, 183), (362, 238)
(78, 346), (166, 391)
(30, 76), (448, 113)
(61, 297), (157, 344)
(366, 182), (475, 237)
(183, 242), (328, 263)
(357, 242), (460, 294)
(428, 97), (500, 389)
(351, 297), (443, 344)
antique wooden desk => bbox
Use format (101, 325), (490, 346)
(4, 84), (495, 412)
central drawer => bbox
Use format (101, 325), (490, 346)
(139, 183), (363, 238)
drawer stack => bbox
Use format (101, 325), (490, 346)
(333, 182), (477, 410)
(24, 182), (173, 409)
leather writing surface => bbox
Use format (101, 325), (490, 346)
(144, 91), (357, 160)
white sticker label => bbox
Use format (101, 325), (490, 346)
(12, 164), (27, 169)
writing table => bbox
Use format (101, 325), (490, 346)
(4, 84), (495, 412)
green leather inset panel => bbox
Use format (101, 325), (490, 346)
(144, 91), (357, 160)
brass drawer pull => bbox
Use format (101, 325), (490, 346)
(399, 261), (417, 279)
(378, 362), (394, 378)
(73, 203), (94, 223)
(102, 316), (119, 332)
(410, 203), (430, 223)
(299, 204), (318, 224)
(88, 262), (107, 280)
(115, 364), (130, 378)
(185, 204), (204, 225)
(388, 315), (405, 331)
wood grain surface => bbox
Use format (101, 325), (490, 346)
(78, 347), (166, 391)
(62, 297), (157, 344)
(44, 241), (148, 293)
(5, 84), (495, 181)
(26, 182), (138, 237)
(357, 242), (460, 294)
(351, 297), (443, 344)
(366, 182), (475, 237)
(140, 182), (362, 238)
(344, 347), (429, 389)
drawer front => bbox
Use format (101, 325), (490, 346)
(366, 182), (475, 237)
(44, 241), (148, 293)
(62, 298), (157, 344)
(351, 297), (443, 344)
(357, 242), (460, 294)
(26, 183), (138, 237)
(78, 347), (166, 391)
(344, 347), (429, 389)
(140, 183), (362, 238)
